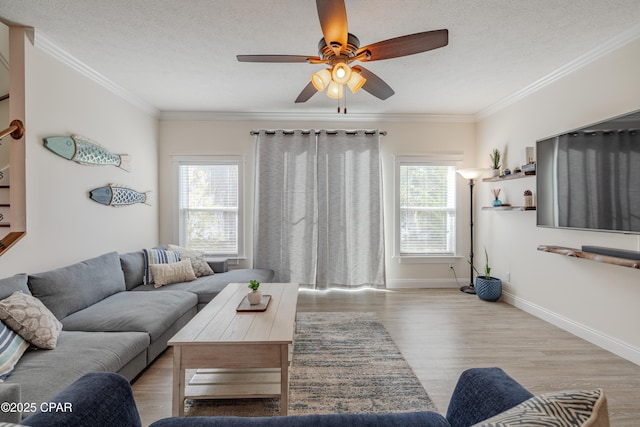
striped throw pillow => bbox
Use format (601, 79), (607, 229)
(0, 321), (29, 382)
(142, 248), (180, 284)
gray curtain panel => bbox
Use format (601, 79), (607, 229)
(253, 130), (318, 285)
(316, 130), (385, 289)
(253, 130), (385, 288)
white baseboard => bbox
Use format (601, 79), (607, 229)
(386, 278), (466, 289)
(502, 291), (640, 366)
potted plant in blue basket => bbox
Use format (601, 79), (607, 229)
(470, 249), (502, 301)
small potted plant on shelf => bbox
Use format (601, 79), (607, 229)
(490, 149), (501, 176)
(470, 249), (502, 302)
(247, 280), (262, 305)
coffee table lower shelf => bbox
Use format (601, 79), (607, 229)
(185, 368), (285, 400)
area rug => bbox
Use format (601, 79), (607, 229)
(185, 312), (437, 417)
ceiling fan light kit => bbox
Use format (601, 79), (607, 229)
(237, 0), (449, 109)
(312, 62), (364, 98)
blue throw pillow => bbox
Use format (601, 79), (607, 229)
(0, 321), (29, 382)
(142, 248), (180, 285)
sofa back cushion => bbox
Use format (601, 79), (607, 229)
(119, 251), (146, 290)
(0, 274), (31, 300)
(27, 252), (126, 320)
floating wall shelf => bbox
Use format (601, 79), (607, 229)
(482, 206), (536, 211)
(537, 245), (640, 270)
(483, 172), (535, 182)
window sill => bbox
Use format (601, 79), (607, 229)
(394, 255), (462, 264)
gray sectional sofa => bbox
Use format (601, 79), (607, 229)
(0, 250), (274, 422)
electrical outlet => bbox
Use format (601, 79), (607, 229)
(506, 271), (511, 282)
(448, 263), (454, 270)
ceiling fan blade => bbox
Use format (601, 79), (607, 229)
(237, 55), (320, 63)
(357, 29), (449, 62)
(316, 0), (348, 50)
(295, 81), (318, 103)
(352, 66), (395, 100)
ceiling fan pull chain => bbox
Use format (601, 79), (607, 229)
(344, 90), (347, 114)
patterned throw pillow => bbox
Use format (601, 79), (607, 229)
(473, 388), (609, 427)
(149, 259), (197, 288)
(0, 292), (63, 350)
(0, 321), (30, 382)
(167, 244), (214, 277)
(142, 248), (180, 284)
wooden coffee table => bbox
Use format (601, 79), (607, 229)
(168, 282), (299, 416)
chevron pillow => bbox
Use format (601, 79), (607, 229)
(473, 388), (609, 427)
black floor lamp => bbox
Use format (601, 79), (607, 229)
(457, 168), (485, 294)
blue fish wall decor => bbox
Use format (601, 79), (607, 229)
(89, 185), (150, 207)
(43, 135), (131, 171)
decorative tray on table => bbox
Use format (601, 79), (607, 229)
(236, 295), (272, 312)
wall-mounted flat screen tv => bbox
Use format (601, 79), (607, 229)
(536, 110), (640, 234)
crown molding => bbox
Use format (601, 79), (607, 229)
(158, 110), (476, 123)
(30, 20), (640, 125)
(32, 29), (159, 117)
(477, 23), (640, 121)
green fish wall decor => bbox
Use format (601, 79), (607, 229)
(43, 135), (131, 171)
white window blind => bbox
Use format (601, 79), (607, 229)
(396, 159), (457, 256)
(176, 157), (243, 256)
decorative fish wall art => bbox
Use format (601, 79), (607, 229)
(89, 184), (150, 207)
(43, 135), (131, 171)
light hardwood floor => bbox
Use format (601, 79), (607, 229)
(132, 289), (640, 426)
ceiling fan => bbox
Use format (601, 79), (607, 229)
(237, 0), (449, 105)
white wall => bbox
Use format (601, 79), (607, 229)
(476, 38), (640, 363)
(0, 30), (159, 276)
(158, 117), (476, 285)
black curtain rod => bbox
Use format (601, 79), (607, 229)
(250, 130), (386, 136)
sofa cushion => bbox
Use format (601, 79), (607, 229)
(0, 274), (31, 300)
(143, 248), (180, 285)
(60, 290), (197, 341)
(27, 252), (126, 320)
(0, 321), (30, 381)
(473, 388), (609, 427)
(20, 372), (143, 427)
(167, 244), (214, 277)
(4, 330), (149, 409)
(208, 258), (229, 273)
(0, 292), (63, 349)
(130, 268), (275, 306)
(120, 251), (146, 291)
(150, 259), (197, 288)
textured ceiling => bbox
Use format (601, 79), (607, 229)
(1, 0), (639, 116)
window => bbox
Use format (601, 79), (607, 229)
(395, 156), (458, 258)
(174, 156), (244, 257)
